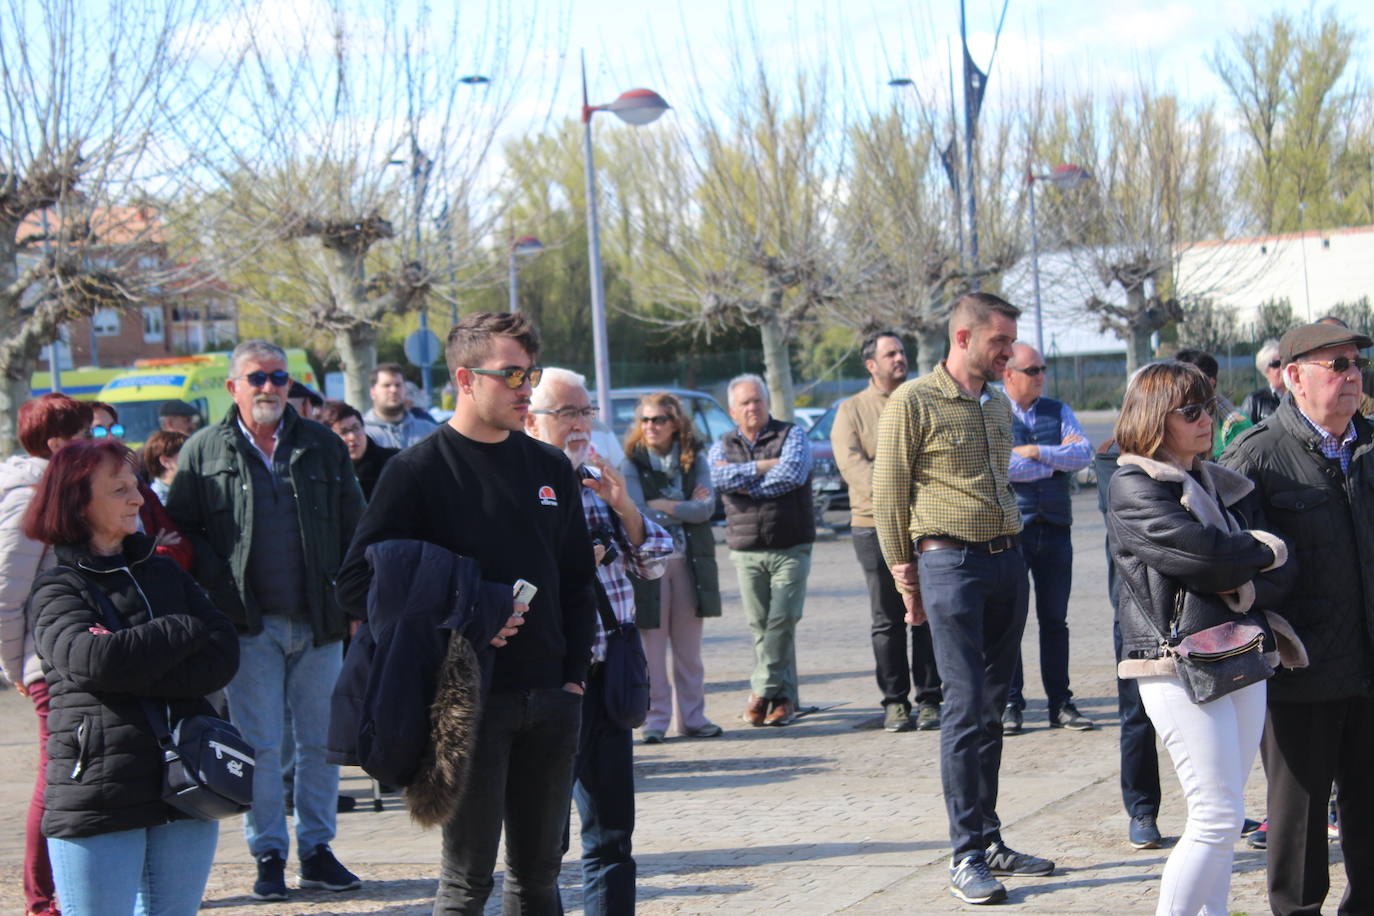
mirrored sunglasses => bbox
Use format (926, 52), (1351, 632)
(468, 366), (543, 389)
(91, 424), (125, 439)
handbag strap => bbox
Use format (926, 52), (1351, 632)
(592, 576), (620, 634)
(60, 564), (176, 747)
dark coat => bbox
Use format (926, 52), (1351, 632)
(1240, 386), (1282, 426)
(1221, 399), (1374, 702)
(328, 539), (509, 826)
(625, 446), (721, 626)
(28, 532), (239, 838)
(1106, 455), (1296, 677)
(164, 404), (365, 644)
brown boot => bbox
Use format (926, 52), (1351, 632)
(764, 698), (794, 726)
(745, 695), (768, 726)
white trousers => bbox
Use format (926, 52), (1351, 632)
(1137, 676), (1266, 916)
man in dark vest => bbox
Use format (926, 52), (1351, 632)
(1000, 342), (1094, 735)
(708, 373), (815, 727)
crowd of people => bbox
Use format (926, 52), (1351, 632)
(0, 301), (1370, 915)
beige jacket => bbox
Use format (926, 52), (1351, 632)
(830, 381), (891, 528)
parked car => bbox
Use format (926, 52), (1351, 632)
(601, 387), (736, 447)
(792, 406), (827, 431)
(807, 401), (849, 516)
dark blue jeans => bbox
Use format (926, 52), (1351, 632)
(1007, 520), (1074, 714)
(852, 527), (942, 708)
(434, 687), (582, 916)
(918, 543), (1029, 860)
(571, 672), (636, 916)
(1115, 618), (1160, 819)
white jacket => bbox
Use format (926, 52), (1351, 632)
(0, 455), (53, 687)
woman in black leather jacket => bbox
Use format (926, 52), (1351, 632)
(25, 439), (239, 915)
(1106, 361), (1301, 916)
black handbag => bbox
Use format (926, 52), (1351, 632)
(75, 569), (255, 820)
(593, 578), (650, 730)
(1149, 586), (1274, 705)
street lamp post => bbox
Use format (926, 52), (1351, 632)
(1027, 164), (1092, 356)
(580, 54), (669, 421)
(507, 235), (544, 312)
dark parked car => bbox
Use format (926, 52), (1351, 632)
(807, 402), (849, 516)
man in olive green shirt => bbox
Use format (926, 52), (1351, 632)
(873, 293), (1053, 906)
(832, 330), (941, 733)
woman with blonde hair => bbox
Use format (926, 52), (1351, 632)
(1107, 361), (1302, 915)
(621, 393), (723, 743)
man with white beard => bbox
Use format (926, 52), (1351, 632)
(525, 367), (672, 915)
(167, 340), (366, 901)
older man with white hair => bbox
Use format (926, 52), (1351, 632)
(1241, 339), (1285, 425)
(708, 374), (815, 727)
(525, 367), (671, 915)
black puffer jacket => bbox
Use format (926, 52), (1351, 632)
(28, 532), (239, 839)
(1107, 455), (1296, 676)
(1221, 399), (1374, 702)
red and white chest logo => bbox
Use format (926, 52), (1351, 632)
(537, 485), (558, 506)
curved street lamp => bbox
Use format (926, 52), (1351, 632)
(581, 56), (670, 420)
(508, 235), (544, 313)
(1027, 164), (1093, 356)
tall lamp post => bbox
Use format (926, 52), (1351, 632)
(507, 235), (544, 312)
(1027, 164), (1092, 356)
(581, 55), (670, 420)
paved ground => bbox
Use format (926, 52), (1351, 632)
(0, 482), (1349, 913)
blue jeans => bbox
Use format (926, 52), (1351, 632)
(918, 543), (1029, 860)
(434, 687), (582, 915)
(570, 672), (636, 915)
(48, 818), (219, 916)
(1007, 521), (1074, 713)
(1115, 618), (1160, 818)
(226, 614), (342, 859)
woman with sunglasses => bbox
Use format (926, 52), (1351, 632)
(1107, 361), (1302, 916)
(24, 438), (239, 915)
(2, 394), (92, 916)
(621, 393), (723, 743)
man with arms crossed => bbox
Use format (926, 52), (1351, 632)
(337, 313), (597, 915)
(832, 330), (942, 733)
(873, 294), (1054, 905)
(1000, 342), (1093, 735)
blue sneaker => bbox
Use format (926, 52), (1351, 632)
(299, 844), (361, 891)
(985, 841), (1055, 877)
(251, 850), (288, 901)
(949, 854), (1007, 905)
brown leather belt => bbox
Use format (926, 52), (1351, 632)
(917, 535), (1019, 555)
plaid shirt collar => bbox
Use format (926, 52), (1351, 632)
(1294, 404), (1357, 474)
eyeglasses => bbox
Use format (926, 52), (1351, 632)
(1300, 356), (1369, 375)
(531, 406), (599, 422)
(91, 424), (125, 439)
(467, 366), (542, 389)
(1268, 360), (1283, 370)
(236, 369), (290, 388)
(1012, 365), (1048, 377)
(640, 414), (673, 426)
(1171, 400), (1215, 423)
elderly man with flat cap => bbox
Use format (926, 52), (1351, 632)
(1222, 322), (1374, 916)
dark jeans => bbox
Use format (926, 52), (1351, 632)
(852, 527), (941, 708)
(1007, 520), (1073, 713)
(1263, 697), (1374, 916)
(569, 672), (636, 916)
(918, 543), (1029, 860)
(1114, 618), (1160, 819)
(434, 687), (582, 916)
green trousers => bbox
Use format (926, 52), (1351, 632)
(730, 543), (813, 706)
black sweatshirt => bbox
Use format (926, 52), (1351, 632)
(337, 425), (597, 691)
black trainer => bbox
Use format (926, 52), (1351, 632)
(949, 854), (1007, 905)
(252, 850), (288, 901)
(299, 844), (361, 891)
(1050, 702), (1094, 731)
(1001, 704), (1023, 736)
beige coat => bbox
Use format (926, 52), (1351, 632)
(830, 381), (891, 528)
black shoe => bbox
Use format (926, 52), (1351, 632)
(1050, 701), (1094, 731)
(984, 841), (1055, 877)
(949, 854), (1007, 905)
(1246, 818), (1267, 850)
(299, 844), (361, 891)
(1001, 705), (1023, 736)
(915, 702), (941, 731)
(337, 794), (357, 813)
(1129, 814), (1162, 850)
(1241, 817), (1262, 837)
(252, 850), (288, 901)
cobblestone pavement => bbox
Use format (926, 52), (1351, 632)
(0, 488), (1347, 913)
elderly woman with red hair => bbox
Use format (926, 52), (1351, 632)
(1, 393), (92, 915)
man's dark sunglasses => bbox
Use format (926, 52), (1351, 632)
(91, 424), (124, 439)
(1300, 356), (1370, 375)
(468, 366), (542, 389)
(1012, 365), (1048, 377)
(1268, 360), (1282, 370)
(238, 369), (290, 388)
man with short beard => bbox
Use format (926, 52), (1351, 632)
(364, 363), (437, 449)
(873, 293), (1054, 905)
(166, 340), (366, 901)
(525, 367), (671, 916)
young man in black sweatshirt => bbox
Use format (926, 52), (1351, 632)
(337, 312), (597, 914)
